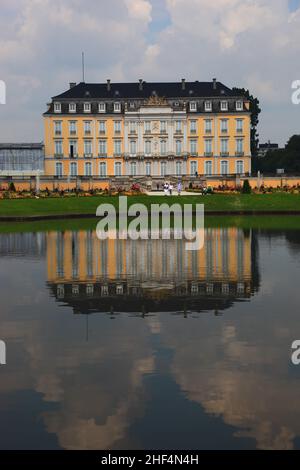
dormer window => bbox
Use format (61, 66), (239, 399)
(190, 101), (197, 112)
(236, 101), (243, 111)
(114, 102), (121, 113)
(221, 101), (228, 111)
(98, 102), (106, 113)
(205, 101), (212, 112)
(84, 102), (91, 113)
(69, 102), (76, 113)
(54, 102), (61, 113)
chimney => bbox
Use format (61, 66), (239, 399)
(139, 79), (143, 91)
(181, 78), (186, 90)
(107, 79), (111, 92)
(213, 78), (217, 90)
(69, 82), (76, 89)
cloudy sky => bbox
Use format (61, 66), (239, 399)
(0, 0), (300, 145)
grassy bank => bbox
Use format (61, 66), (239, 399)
(1, 215), (300, 234)
(0, 193), (300, 218)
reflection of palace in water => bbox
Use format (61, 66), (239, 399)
(47, 228), (260, 315)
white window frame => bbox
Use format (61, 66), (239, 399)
(54, 102), (61, 113)
(190, 101), (197, 112)
(175, 139), (182, 156)
(236, 160), (244, 174)
(190, 161), (198, 175)
(145, 140), (151, 156)
(129, 140), (137, 156)
(85, 162), (92, 176)
(83, 102), (91, 113)
(145, 162), (152, 176)
(190, 120), (197, 133)
(98, 102), (106, 113)
(160, 139), (167, 156)
(160, 121), (167, 133)
(54, 121), (62, 135)
(99, 140), (107, 156)
(130, 161), (137, 176)
(99, 121), (106, 134)
(205, 139), (213, 155)
(114, 121), (121, 133)
(221, 138), (229, 155)
(114, 140), (122, 156)
(205, 160), (213, 176)
(161, 161), (167, 177)
(205, 119), (212, 134)
(176, 161), (182, 176)
(84, 140), (93, 156)
(236, 101), (243, 111)
(84, 121), (92, 135)
(205, 101), (212, 112)
(55, 140), (63, 156)
(69, 102), (76, 113)
(114, 162), (122, 176)
(99, 162), (107, 177)
(221, 160), (229, 175)
(55, 162), (63, 177)
(69, 120), (77, 135)
(70, 162), (77, 177)
(114, 102), (121, 113)
(69, 140), (77, 157)
(221, 119), (228, 133)
(221, 101), (228, 111)
(144, 121), (151, 133)
(190, 139), (197, 155)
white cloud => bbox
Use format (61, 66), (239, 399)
(0, 0), (299, 144)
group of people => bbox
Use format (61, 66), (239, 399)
(162, 181), (182, 196)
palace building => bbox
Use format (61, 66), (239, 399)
(43, 79), (251, 187)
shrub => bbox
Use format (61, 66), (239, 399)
(8, 182), (16, 192)
(241, 179), (252, 194)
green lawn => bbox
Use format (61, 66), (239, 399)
(0, 193), (300, 218)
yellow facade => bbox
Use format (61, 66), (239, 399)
(43, 80), (252, 183)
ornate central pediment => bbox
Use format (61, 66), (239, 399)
(145, 95), (168, 106)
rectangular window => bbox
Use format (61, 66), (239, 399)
(84, 102), (91, 113)
(205, 139), (213, 155)
(114, 162), (122, 176)
(99, 140), (107, 156)
(236, 160), (244, 174)
(55, 162), (63, 176)
(70, 162), (77, 177)
(98, 102), (106, 113)
(144, 121), (151, 133)
(84, 121), (92, 135)
(221, 139), (229, 155)
(190, 120), (197, 133)
(221, 101), (228, 111)
(130, 161), (137, 176)
(236, 101), (243, 111)
(69, 121), (77, 135)
(176, 161), (182, 176)
(236, 119), (243, 133)
(205, 101), (212, 112)
(99, 162), (107, 177)
(114, 140), (122, 156)
(175, 121), (182, 133)
(114, 121), (121, 134)
(145, 162), (151, 176)
(85, 162), (92, 176)
(176, 140), (182, 156)
(54, 121), (62, 136)
(190, 139), (197, 155)
(205, 119), (212, 134)
(130, 121), (137, 134)
(161, 161), (167, 177)
(69, 103), (76, 113)
(161, 140), (167, 155)
(55, 140), (63, 156)
(114, 102), (121, 113)
(84, 140), (92, 156)
(54, 102), (61, 113)
(145, 140), (151, 155)
(221, 119), (228, 133)
(191, 161), (198, 175)
(130, 140), (137, 155)
(236, 138), (244, 154)
(205, 161), (212, 176)
(69, 140), (77, 157)
(99, 121), (106, 134)
(221, 160), (229, 175)
(160, 121), (167, 133)
(190, 101), (197, 112)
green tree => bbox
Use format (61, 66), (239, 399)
(232, 87), (261, 157)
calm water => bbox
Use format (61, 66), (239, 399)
(1, 225), (300, 450)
